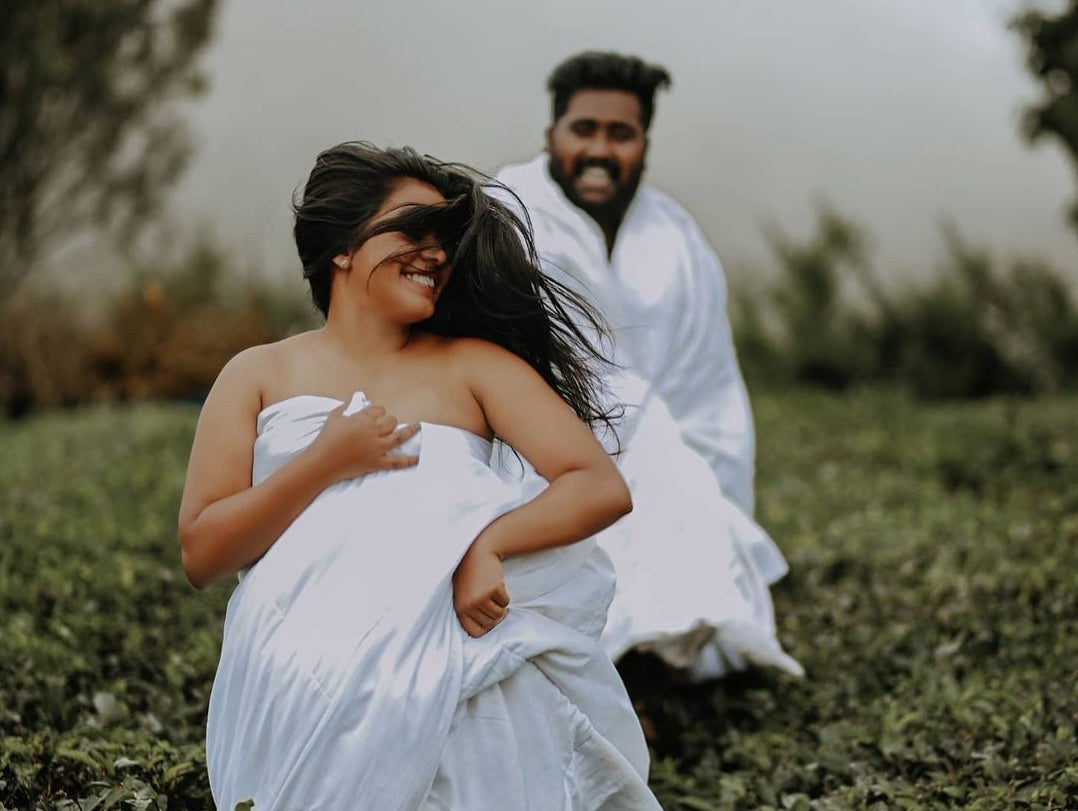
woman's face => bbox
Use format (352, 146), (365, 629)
(333, 177), (454, 324)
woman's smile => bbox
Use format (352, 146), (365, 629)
(404, 271), (435, 290)
(401, 266), (440, 298)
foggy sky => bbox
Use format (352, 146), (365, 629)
(171, 0), (1076, 284)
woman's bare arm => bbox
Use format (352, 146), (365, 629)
(463, 339), (631, 558)
(450, 339), (631, 635)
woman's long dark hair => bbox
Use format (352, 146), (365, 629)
(293, 141), (618, 435)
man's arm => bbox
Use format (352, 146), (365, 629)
(655, 217), (756, 515)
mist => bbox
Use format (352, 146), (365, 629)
(171, 0), (1076, 283)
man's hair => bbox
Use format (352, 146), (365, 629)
(547, 51), (672, 130)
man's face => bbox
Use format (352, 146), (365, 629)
(546, 89), (648, 227)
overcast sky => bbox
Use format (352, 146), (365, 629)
(171, 0), (1076, 284)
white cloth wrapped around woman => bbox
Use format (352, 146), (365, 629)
(206, 393), (659, 811)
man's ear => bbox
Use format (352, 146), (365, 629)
(543, 126), (554, 154)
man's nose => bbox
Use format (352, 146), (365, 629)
(582, 133), (613, 158)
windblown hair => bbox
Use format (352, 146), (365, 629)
(292, 141), (618, 434)
(547, 51), (672, 130)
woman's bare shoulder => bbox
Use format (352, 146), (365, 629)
(214, 331), (324, 403)
(437, 335), (518, 366)
(430, 337), (539, 403)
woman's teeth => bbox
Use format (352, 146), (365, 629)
(404, 272), (435, 289)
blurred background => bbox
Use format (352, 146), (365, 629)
(171, 0), (1075, 272)
(2, 2), (1076, 810)
(2, 0), (1078, 414)
(1, 0), (1076, 413)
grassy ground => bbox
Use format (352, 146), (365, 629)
(1, 388), (1075, 810)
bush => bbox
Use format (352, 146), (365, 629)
(92, 239), (276, 402)
(0, 236), (319, 415)
(733, 208), (1078, 399)
(4, 209), (1075, 414)
(0, 289), (97, 418)
(2, 391), (1075, 808)
(736, 207), (887, 390)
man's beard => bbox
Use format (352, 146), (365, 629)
(548, 156), (644, 232)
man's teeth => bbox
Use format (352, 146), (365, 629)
(581, 166), (613, 182)
(404, 272), (435, 288)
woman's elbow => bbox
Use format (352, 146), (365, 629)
(603, 474), (633, 521)
(181, 550), (210, 590)
(178, 522), (210, 590)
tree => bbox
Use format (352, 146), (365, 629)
(1013, 1), (1078, 230)
(0, 0), (219, 293)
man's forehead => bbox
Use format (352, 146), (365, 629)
(561, 89), (642, 126)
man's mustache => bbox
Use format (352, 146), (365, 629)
(572, 157), (620, 182)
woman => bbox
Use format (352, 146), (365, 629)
(178, 142), (660, 810)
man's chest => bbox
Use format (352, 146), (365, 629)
(535, 218), (693, 334)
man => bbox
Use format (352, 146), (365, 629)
(496, 52), (802, 680)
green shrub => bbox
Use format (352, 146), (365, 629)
(90, 239), (276, 402)
(733, 209), (1078, 399)
(1, 236), (319, 415)
(0, 289), (97, 418)
(2, 391), (1075, 808)
(750, 207), (887, 389)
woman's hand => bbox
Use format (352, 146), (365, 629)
(308, 404), (420, 483)
(179, 352), (426, 589)
(452, 539), (510, 638)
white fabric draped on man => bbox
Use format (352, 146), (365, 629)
(494, 51), (802, 680)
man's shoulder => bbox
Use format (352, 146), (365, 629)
(493, 154), (545, 188)
(636, 184), (702, 232)
(635, 185), (725, 276)
(490, 155), (552, 221)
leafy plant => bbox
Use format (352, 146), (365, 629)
(732, 209), (1078, 399)
(2, 390), (1075, 807)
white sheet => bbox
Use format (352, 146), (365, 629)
(494, 157), (802, 679)
(496, 154), (755, 514)
(206, 393), (659, 811)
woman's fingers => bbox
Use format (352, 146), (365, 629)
(387, 423), (421, 446)
(456, 598), (508, 637)
(370, 425), (420, 470)
(473, 601), (504, 624)
(487, 596), (508, 617)
(357, 405), (385, 420)
(470, 595), (508, 623)
(458, 613), (488, 638)
(372, 413), (398, 435)
(373, 454), (419, 471)
(491, 585), (510, 608)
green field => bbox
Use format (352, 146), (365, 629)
(1, 389), (1075, 810)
